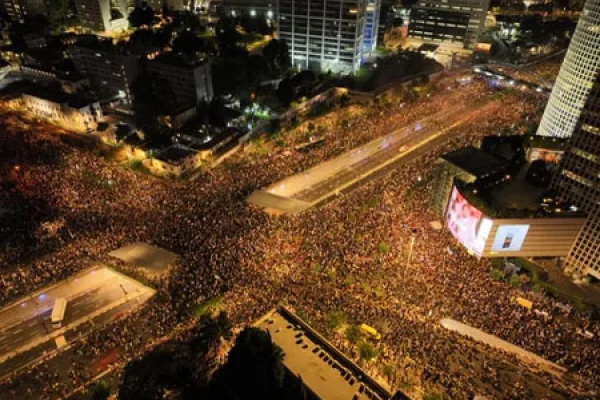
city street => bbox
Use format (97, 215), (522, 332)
(0, 266), (154, 380)
(251, 103), (483, 214)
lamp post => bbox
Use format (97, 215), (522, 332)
(406, 236), (416, 266)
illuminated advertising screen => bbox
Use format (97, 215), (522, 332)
(491, 225), (530, 252)
(445, 186), (492, 256)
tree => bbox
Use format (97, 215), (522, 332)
(208, 98), (227, 127)
(345, 324), (362, 344)
(216, 311), (232, 339)
(325, 311), (346, 330)
(172, 31), (212, 55)
(246, 54), (270, 84)
(216, 16), (246, 58)
(276, 78), (295, 106)
(208, 328), (285, 400)
(171, 10), (205, 32)
(91, 381), (110, 400)
(239, 15), (273, 35)
(359, 341), (378, 361)
(525, 159), (551, 187)
(520, 15), (543, 34)
(263, 39), (291, 75)
(128, 3), (155, 28)
(46, 0), (69, 29)
(118, 347), (194, 400)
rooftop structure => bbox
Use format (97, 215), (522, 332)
(434, 143), (586, 258)
(440, 146), (509, 179)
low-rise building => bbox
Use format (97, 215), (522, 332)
(145, 128), (244, 177)
(20, 65), (91, 93)
(19, 86), (103, 132)
(433, 145), (586, 258)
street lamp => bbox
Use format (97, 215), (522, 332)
(406, 236), (416, 266)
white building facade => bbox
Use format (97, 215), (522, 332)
(277, 0), (368, 74)
(20, 88), (103, 132)
(536, 0), (600, 138)
(408, 0), (490, 49)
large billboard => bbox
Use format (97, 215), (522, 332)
(445, 186), (492, 256)
(491, 225), (530, 252)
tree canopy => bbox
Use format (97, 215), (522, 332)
(128, 3), (155, 28)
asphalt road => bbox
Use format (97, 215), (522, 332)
(0, 266), (154, 380)
(261, 103), (480, 213)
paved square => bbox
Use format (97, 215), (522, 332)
(109, 242), (178, 277)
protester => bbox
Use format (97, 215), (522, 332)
(0, 70), (597, 400)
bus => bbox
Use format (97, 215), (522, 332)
(51, 298), (67, 329)
(360, 324), (381, 341)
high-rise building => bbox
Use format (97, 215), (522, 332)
(408, 0), (489, 49)
(74, 0), (129, 32)
(277, 0), (368, 74)
(551, 75), (600, 279)
(2, 0), (47, 22)
(536, 0), (600, 138)
(146, 53), (214, 107)
(538, 0), (600, 280)
(362, 0), (381, 57)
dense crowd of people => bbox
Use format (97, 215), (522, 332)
(491, 58), (563, 90)
(0, 70), (598, 400)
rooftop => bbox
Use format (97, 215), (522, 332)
(185, 127), (244, 151)
(488, 164), (547, 210)
(155, 144), (197, 165)
(257, 308), (397, 400)
(525, 135), (568, 151)
(108, 242), (177, 278)
(418, 43), (439, 52)
(442, 146), (509, 178)
(149, 52), (208, 68)
(75, 36), (159, 57)
(23, 86), (97, 109)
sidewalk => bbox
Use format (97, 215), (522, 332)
(440, 318), (565, 376)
